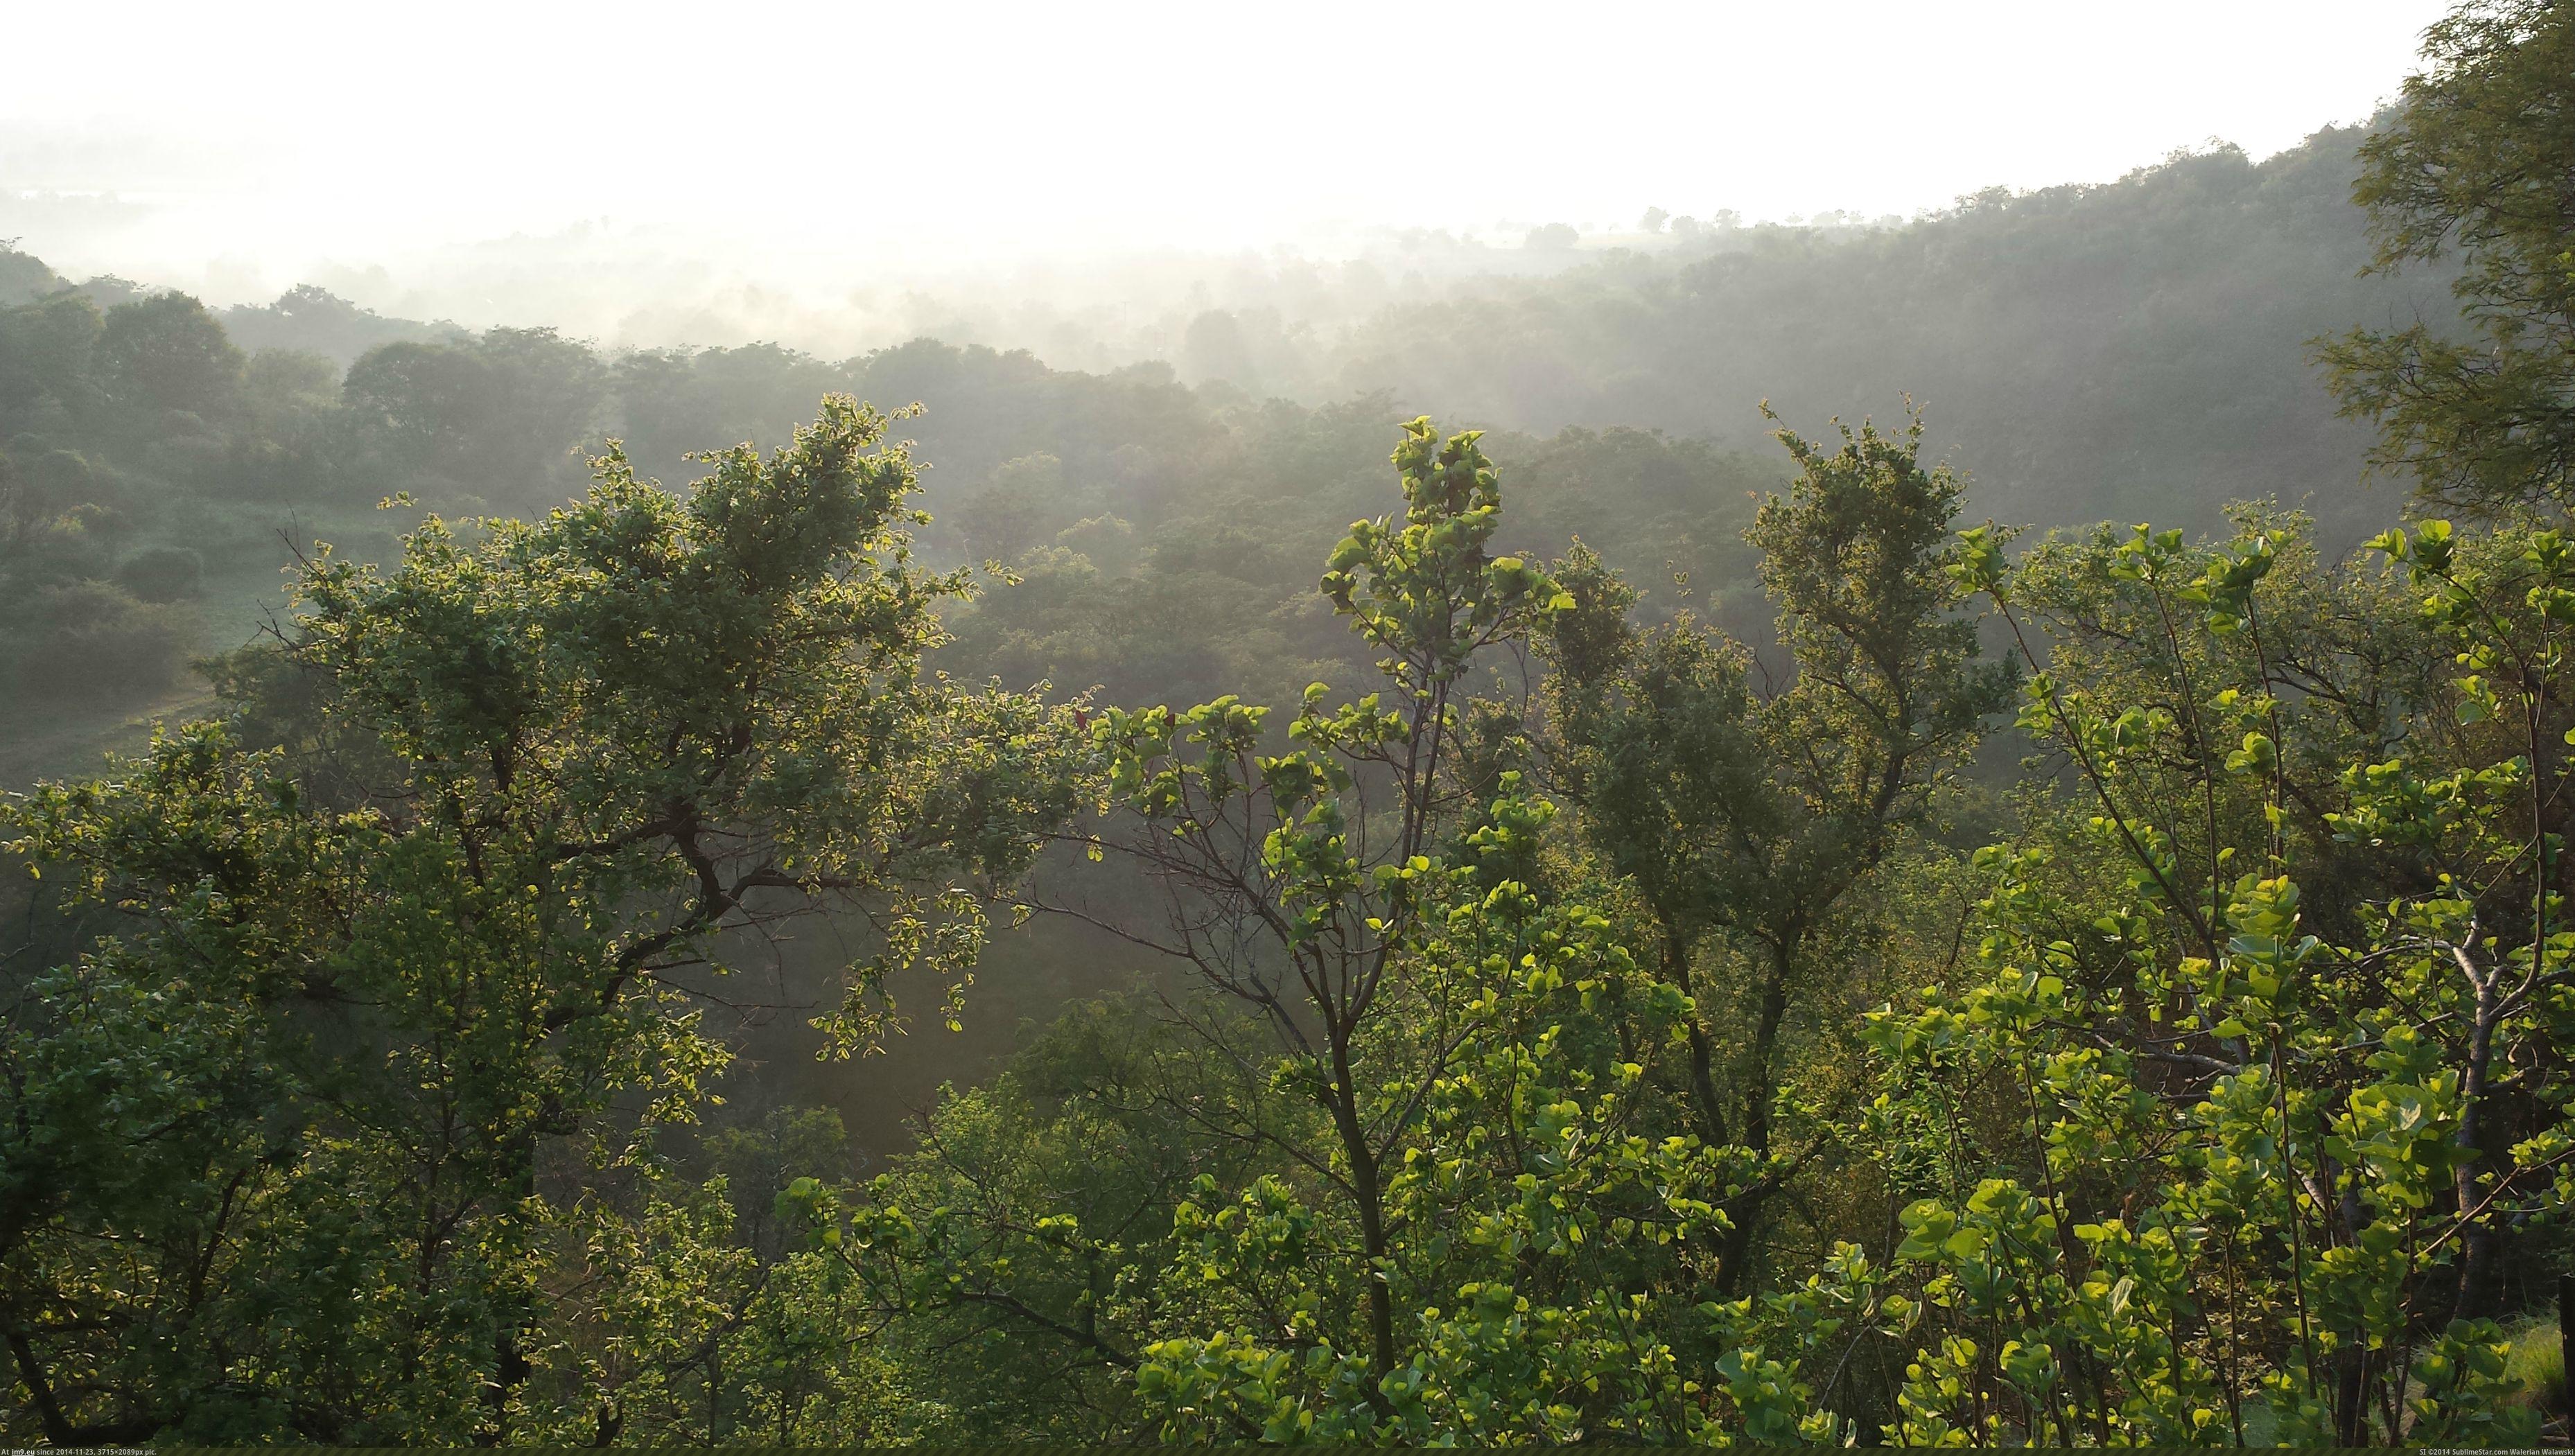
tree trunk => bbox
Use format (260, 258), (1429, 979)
(1327, 1026), (1396, 1378)
(2452, 958), (2502, 1322)
(1661, 929), (1729, 1147)
(1716, 940), (1795, 1295)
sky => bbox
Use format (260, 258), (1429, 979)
(0, 0), (2456, 315)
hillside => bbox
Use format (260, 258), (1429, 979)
(0, 123), (2463, 786)
(1286, 127), (2456, 541)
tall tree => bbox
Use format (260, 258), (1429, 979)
(2321, 0), (2575, 514)
(1076, 417), (1571, 1378)
(787, 419), (1754, 1442)
(95, 292), (245, 419)
(0, 397), (1085, 1443)
(1543, 407), (2011, 1291)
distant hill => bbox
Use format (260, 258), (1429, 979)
(8, 123), (2455, 546)
(0, 118), (2469, 778)
(1298, 126), (2458, 544)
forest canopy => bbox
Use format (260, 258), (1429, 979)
(6, 0), (2575, 1445)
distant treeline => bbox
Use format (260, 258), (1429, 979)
(1301, 125), (2457, 539)
(0, 118), (2458, 769)
(0, 249), (1774, 774)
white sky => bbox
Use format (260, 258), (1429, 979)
(0, 0), (2454, 301)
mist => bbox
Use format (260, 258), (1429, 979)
(6, 0), (2447, 362)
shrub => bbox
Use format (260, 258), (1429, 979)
(114, 545), (204, 603)
(7, 579), (195, 704)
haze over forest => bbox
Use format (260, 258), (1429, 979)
(7, 0), (2575, 1445)
(6, 2), (2448, 341)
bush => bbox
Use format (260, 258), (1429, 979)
(6, 579), (195, 705)
(114, 545), (204, 603)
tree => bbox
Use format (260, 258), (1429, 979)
(0, 397), (1087, 1442)
(609, 343), (846, 485)
(0, 292), (103, 431)
(1792, 510), (2567, 1444)
(0, 242), (68, 307)
(6, 579), (193, 703)
(1542, 406), (2010, 1292)
(1084, 417), (1571, 1378)
(763, 1001), (1259, 1441)
(342, 327), (605, 499)
(342, 337), (491, 470)
(1180, 310), (1260, 391)
(780, 419), (1791, 1444)
(95, 292), (245, 419)
(953, 452), (1070, 564)
(2321, 0), (2575, 514)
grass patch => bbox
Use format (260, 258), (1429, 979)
(2508, 1320), (2567, 1414)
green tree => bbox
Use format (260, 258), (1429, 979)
(768, 1001), (1262, 1441)
(95, 292), (245, 419)
(0, 242), (69, 307)
(1791, 511), (2570, 1443)
(6, 579), (193, 703)
(787, 419), (1766, 1443)
(0, 397), (1086, 1442)
(342, 326), (605, 500)
(1542, 407), (2010, 1292)
(1085, 417), (1572, 1378)
(954, 452), (1072, 564)
(2321, 0), (2575, 513)
(0, 292), (103, 434)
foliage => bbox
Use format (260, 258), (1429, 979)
(0, 399), (1085, 1442)
(4, 4), (2574, 1444)
(1541, 407), (2011, 1290)
(4, 578), (193, 703)
(2321, 0), (2575, 513)
(1807, 509), (2572, 1444)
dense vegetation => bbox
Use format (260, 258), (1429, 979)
(0, 247), (1781, 787)
(6, 0), (2575, 1443)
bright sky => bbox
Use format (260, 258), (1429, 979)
(1, 0), (2454, 294)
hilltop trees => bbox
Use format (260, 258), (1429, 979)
(94, 292), (243, 420)
(341, 327), (608, 504)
